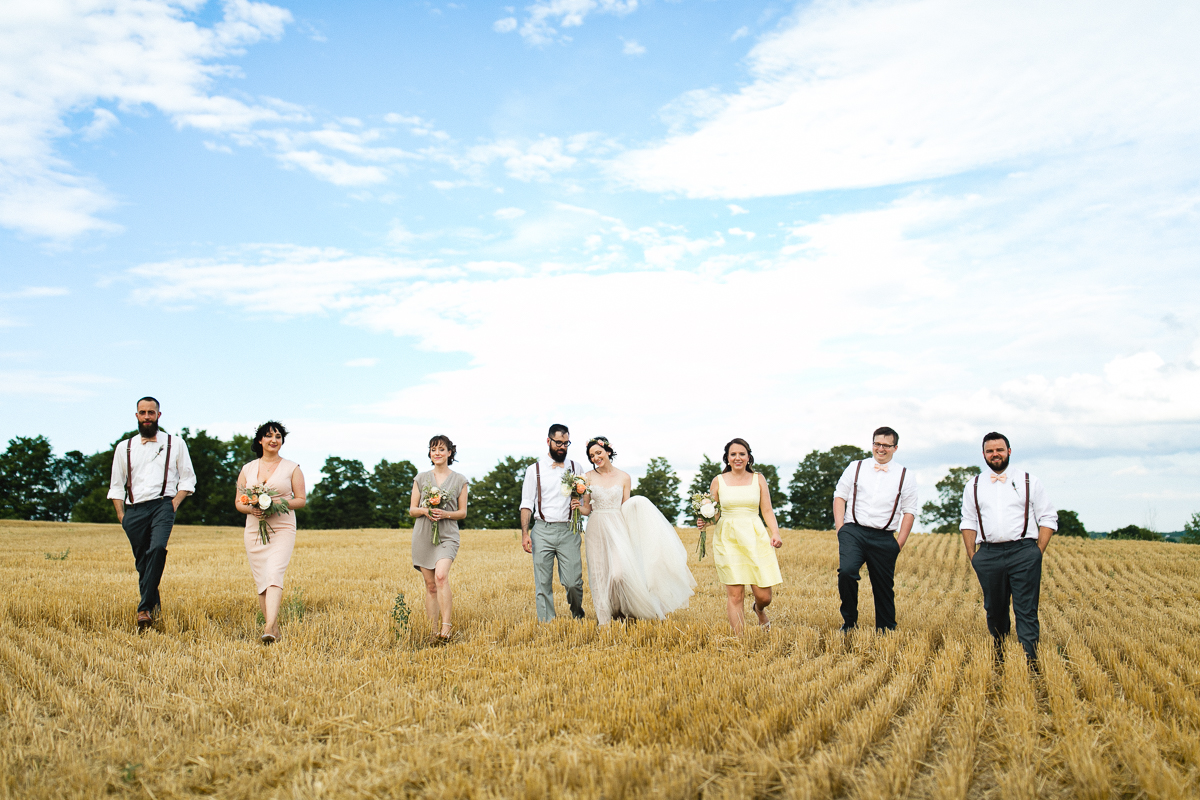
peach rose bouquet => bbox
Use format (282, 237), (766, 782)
(560, 471), (590, 534)
(421, 484), (448, 545)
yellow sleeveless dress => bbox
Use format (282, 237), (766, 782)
(714, 474), (783, 587)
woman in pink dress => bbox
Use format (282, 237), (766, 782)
(234, 421), (307, 644)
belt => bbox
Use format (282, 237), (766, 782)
(980, 537), (1036, 547)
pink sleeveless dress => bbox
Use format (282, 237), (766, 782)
(240, 459), (298, 594)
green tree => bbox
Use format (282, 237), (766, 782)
(687, 455), (723, 499)
(632, 457), (682, 523)
(785, 445), (869, 530)
(1183, 513), (1200, 545)
(1056, 509), (1088, 538)
(0, 435), (64, 521)
(69, 431), (138, 523)
(301, 457), (376, 529)
(465, 456), (537, 529)
(371, 459), (418, 528)
(754, 463), (787, 518)
(1108, 524), (1162, 541)
(172, 428), (251, 527)
(920, 466), (983, 533)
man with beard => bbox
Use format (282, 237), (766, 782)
(520, 424), (587, 622)
(960, 432), (1057, 663)
(108, 397), (196, 629)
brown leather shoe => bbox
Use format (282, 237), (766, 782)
(137, 611), (153, 629)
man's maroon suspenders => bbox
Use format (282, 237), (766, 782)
(534, 459), (576, 522)
(125, 434), (173, 504)
(851, 459), (907, 530)
(973, 472), (1030, 542)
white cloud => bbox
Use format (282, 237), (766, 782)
(727, 204), (749, 215)
(518, 0), (638, 46)
(0, 287), (69, 299)
(466, 137), (577, 182)
(621, 37), (645, 56)
(493, 17), (517, 33)
(0, 0), (295, 238)
(728, 227), (755, 240)
(0, 370), (116, 399)
(493, 207), (526, 220)
(81, 108), (119, 140)
(345, 357), (379, 368)
(614, 0), (1200, 198)
(731, 26), (749, 41)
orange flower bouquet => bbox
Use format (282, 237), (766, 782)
(421, 484), (448, 545)
(559, 471), (591, 534)
(241, 483), (290, 544)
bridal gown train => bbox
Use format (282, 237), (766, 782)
(585, 484), (697, 625)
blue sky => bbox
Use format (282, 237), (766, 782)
(2, 0), (1198, 531)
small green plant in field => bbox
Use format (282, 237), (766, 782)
(391, 593), (411, 640)
(121, 763), (141, 783)
(44, 549), (69, 560)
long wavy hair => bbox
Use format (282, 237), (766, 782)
(721, 438), (756, 473)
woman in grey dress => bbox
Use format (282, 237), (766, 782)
(408, 434), (468, 642)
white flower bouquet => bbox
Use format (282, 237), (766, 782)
(239, 484), (290, 544)
(690, 491), (721, 560)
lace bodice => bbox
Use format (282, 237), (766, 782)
(590, 483), (624, 511)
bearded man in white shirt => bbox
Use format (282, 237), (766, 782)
(107, 397), (197, 629)
(960, 432), (1057, 662)
(832, 426), (918, 632)
(520, 424), (587, 622)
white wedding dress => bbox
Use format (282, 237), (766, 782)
(585, 484), (697, 625)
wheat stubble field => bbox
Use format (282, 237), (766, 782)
(2, 522), (1199, 800)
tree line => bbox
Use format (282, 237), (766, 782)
(3, 433), (1197, 542)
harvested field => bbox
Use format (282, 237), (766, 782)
(2, 520), (1199, 799)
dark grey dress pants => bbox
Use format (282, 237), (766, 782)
(837, 522), (899, 631)
(121, 497), (175, 614)
(970, 537), (1042, 660)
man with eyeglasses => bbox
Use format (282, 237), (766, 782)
(520, 424), (587, 622)
(832, 426), (917, 633)
(960, 432), (1057, 664)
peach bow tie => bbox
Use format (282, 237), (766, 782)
(873, 463), (889, 472)
(990, 472), (1007, 483)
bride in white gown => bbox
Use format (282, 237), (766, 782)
(580, 437), (697, 625)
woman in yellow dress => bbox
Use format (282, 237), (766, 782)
(697, 438), (783, 633)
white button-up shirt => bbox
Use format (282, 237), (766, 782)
(959, 465), (1057, 544)
(520, 456), (585, 524)
(107, 431), (197, 504)
(834, 458), (919, 531)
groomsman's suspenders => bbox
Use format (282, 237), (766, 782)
(850, 459), (907, 530)
(125, 434), (172, 504)
(972, 472), (1030, 542)
(534, 459), (578, 522)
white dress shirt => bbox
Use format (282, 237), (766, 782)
(520, 456), (585, 523)
(107, 431), (197, 504)
(834, 458), (919, 531)
(959, 465), (1057, 544)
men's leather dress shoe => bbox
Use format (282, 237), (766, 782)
(136, 611), (153, 629)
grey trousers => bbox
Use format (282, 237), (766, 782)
(121, 496), (175, 614)
(971, 538), (1043, 660)
(531, 520), (584, 622)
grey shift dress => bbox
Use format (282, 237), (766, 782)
(412, 469), (467, 570)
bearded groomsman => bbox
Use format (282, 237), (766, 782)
(108, 397), (197, 629)
(960, 432), (1057, 662)
(520, 424), (587, 622)
(832, 426), (919, 632)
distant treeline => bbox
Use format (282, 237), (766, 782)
(2, 433), (1197, 542)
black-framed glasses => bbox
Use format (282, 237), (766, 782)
(550, 439), (571, 447)
(872, 442), (896, 449)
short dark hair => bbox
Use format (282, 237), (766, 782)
(872, 426), (899, 446)
(136, 396), (160, 410)
(251, 421), (288, 457)
(429, 434), (457, 465)
(982, 431), (1011, 449)
(586, 436), (616, 463)
(548, 423), (569, 439)
(721, 438), (756, 473)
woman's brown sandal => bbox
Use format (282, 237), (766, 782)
(435, 622), (453, 642)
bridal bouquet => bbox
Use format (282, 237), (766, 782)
(560, 471), (590, 534)
(421, 484), (448, 545)
(690, 491), (721, 560)
(240, 484), (290, 545)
